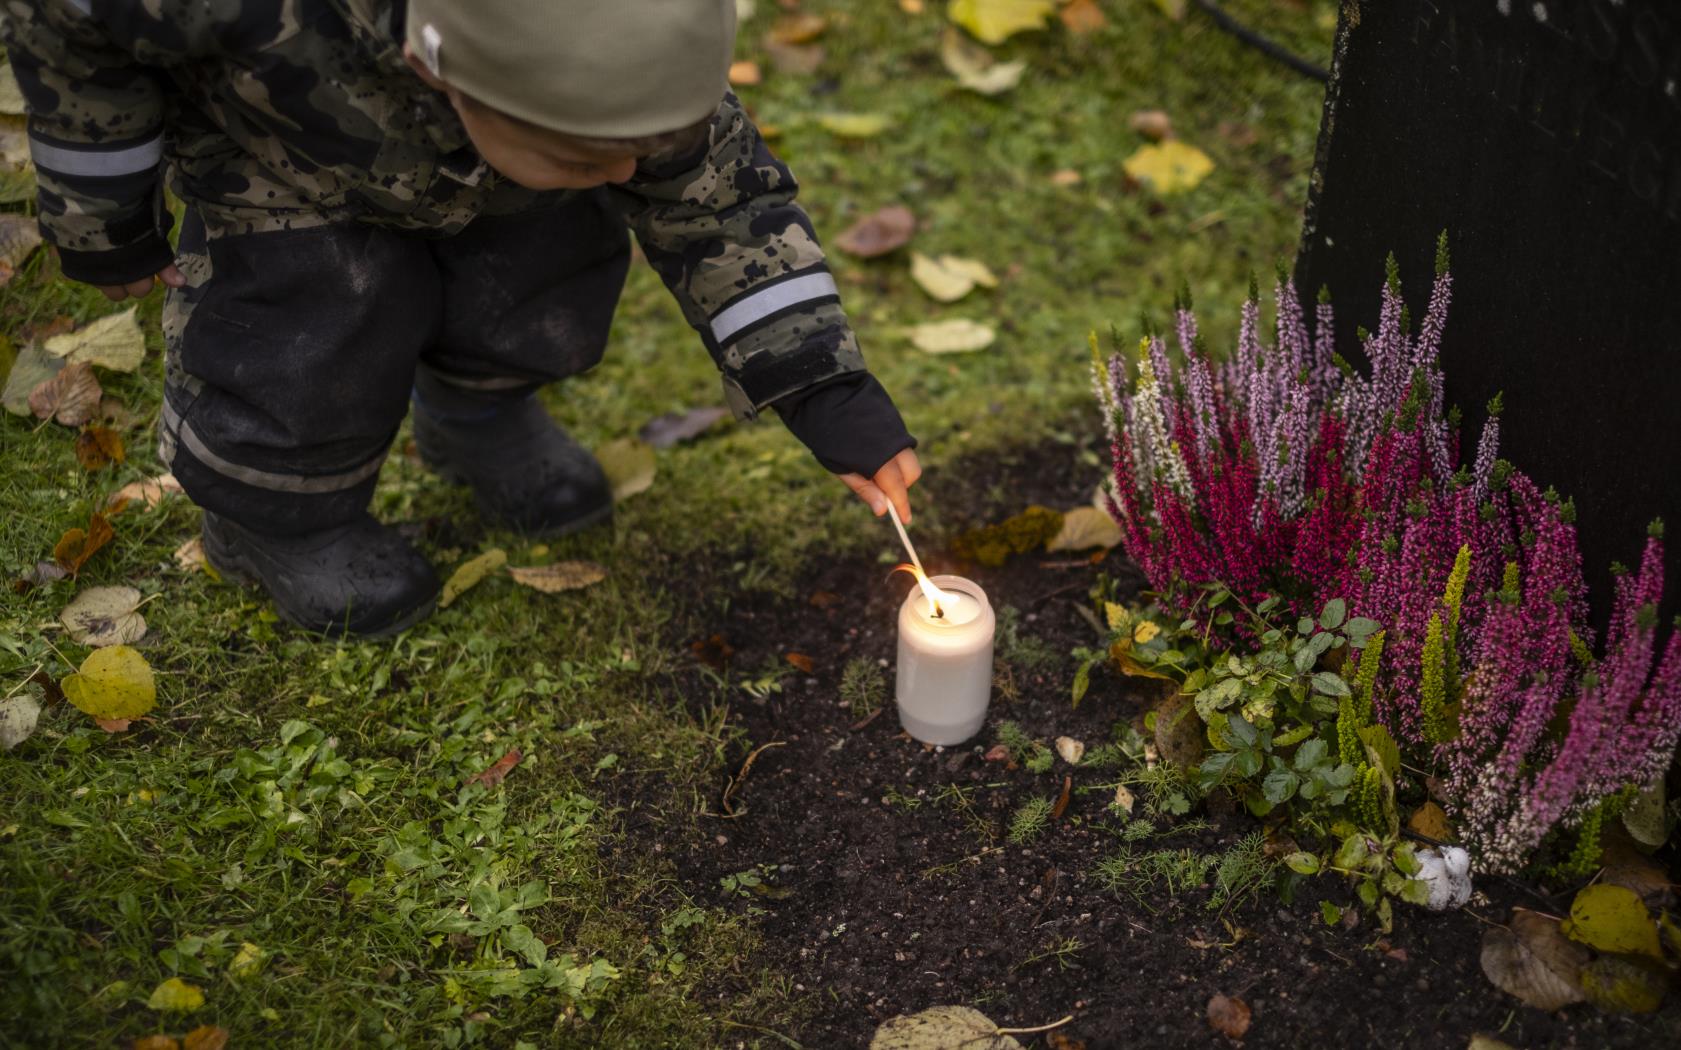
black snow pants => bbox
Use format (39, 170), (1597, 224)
(158, 191), (630, 535)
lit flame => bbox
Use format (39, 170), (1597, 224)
(892, 563), (961, 618)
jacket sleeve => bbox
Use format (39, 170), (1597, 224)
(609, 92), (869, 422)
(1, 0), (175, 285)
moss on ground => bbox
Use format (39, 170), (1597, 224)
(0, 2), (1334, 1045)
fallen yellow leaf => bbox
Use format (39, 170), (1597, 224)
(145, 976), (204, 1013)
(597, 437), (656, 501)
(228, 941), (267, 980)
(949, 0), (1056, 45)
(938, 26), (1026, 95)
(909, 319), (996, 354)
(438, 548), (507, 609)
(1047, 506), (1122, 552)
(1123, 139), (1215, 194)
(909, 252), (998, 303)
(62, 644), (156, 721)
(44, 306), (146, 373)
(817, 112), (891, 138)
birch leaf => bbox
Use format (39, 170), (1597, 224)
(910, 319), (995, 354)
(818, 113), (891, 139)
(2, 344), (62, 416)
(508, 561), (608, 593)
(597, 438), (656, 501)
(834, 205), (917, 258)
(0, 211), (41, 285)
(108, 473), (184, 513)
(938, 27), (1025, 95)
(0, 62), (25, 115)
(1123, 139), (1215, 194)
(146, 977), (204, 1013)
(29, 360), (101, 425)
(44, 306), (146, 373)
(62, 645), (156, 721)
(438, 548), (507, 609)
(1480, 909), (1589, 1012)
(948, 0), (1055, 45)
(1046, 506), (1122, 551)
(0, 686), (43, 751)
(60, 585), (147, 647)
(910, 252), (998, 303)
(869, 1005), (1022, 1049)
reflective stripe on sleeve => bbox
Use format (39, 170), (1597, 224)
(28, 131), (163, 178)
(708, 271), (838, 347)
(66, 0), (93, 15)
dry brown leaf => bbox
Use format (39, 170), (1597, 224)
(762, 38), (825, 75)
(182, 1026), (230, 1050)
(173, 536), (209, 574)
(74, 426), (126, 471)
(691, 633), (734, 669)
(1048, 168), (1083, 187)
(1113, 783), (1136, 814)
(1059, 0), (1106, 34)
(898, 0), (925, 12)
(1480, 908), (1589, 1012)
(54, 512), (115, 575)
(1050, 774), (1072, 820)
(0, 211), (40, 286)
(59, 585), (147, 647)
(1128, 108), (1174, 142)
(1054, 736), (1084, 764)
(94, 716), (133, 733)
(729, 60), (762, 85)
(808, 590), (841, 609)
(833, 205), (916, 258)
(109, 473), (184, 513)
(30, 360), (102, 426)
(768, 12), (827, 44)
(98, 396), (138, 431)
(507, 561), (607, 593)
(785, 652), (815, 673)
(465, 748), (523, 788)
(1407, 801), (1455, 842)
(1206, 994), (1251, 1039)
(132, 1037), (180, 1050)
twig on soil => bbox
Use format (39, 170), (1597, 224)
(713, 740), (786, 818)
(995, 1014), (1075, 1037)
(849, 706), (884, 731)
(719, 1019), (803, 1048)
(1029, 581), (1089, 608)
(918, 845), (1004, 879)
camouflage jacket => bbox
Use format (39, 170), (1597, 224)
(0, 0), (865, 419)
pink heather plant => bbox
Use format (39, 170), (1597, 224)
(1094, 238), (1681, 873)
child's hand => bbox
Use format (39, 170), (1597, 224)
(93, 263), (186, 302)
(839, 448), (922, 523)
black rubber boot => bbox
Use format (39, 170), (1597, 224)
(412, 395), (613, 537)
(201, 512), (440, 638)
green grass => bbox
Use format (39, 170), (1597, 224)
(0, 2), (1333, 1045)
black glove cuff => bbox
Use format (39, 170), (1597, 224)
(56, 233), (176, 287)
(772, 373), (916, 477)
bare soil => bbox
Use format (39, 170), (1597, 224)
(617, 439), (1681, 1049)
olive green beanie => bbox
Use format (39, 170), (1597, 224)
(406, 0), (738, 138)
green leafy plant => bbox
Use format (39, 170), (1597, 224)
(1007, 797), (1053, 844)
(996, 720), (1055, 774)
(839, 657), (886, 719)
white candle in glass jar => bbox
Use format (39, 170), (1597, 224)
(895, 574), (995, 746)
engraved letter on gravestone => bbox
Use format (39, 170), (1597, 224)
(1298, 0), (1681, 626)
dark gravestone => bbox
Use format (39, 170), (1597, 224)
(1296, 0), (1681, 629)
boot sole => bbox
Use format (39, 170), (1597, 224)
(202, 526), (437, 640)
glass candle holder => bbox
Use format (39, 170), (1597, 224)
(895, 574), (995, 746)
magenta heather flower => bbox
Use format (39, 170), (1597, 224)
(1096, 247), (1680, 873)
